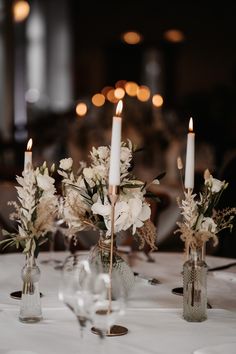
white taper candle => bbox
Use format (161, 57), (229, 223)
(108, 100), (123, 186)
(24, 138), (33, 172)
(184, 118), (195, 189)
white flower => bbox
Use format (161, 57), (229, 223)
(204, 172), (224, 193)
(6, 162), (59, 256)
(97, 146), (109, 160)
(200, 217), (217, 233)
(91, 200), (111, 217)
(91, 146), (109, 164)
(120, 146), (132, 162)
(59, 158), (73, 170)
(92, 196), (151, 235)
(93, 165), (107, 180)
(36, 174), (55, 191)
(210, 178), (224, 193)
(83, 167), (94, 180)
(58, 140), (156, 241)
(127, 198), (151, 234)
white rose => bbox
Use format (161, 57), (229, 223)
(83, 167), (94, 180)
(59, 158), (73, 170)
(200, 217), (217, 233)
(120, 146), (131, 162)
(36, 174), (55, 191)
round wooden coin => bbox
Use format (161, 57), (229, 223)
(171, 287), (183, 296)
(91, 325), (128, 337)
(10, 291), (43, 299)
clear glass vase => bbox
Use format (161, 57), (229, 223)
(183, 246), (207, 322)
(19, 254), (42, 323)
(89, 230), (135, 298)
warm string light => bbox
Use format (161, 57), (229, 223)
(75, 81), (164, 116)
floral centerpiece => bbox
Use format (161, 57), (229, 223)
(58, 140), (161, 296)
(58, 140), (160, 250)
(0, 162), (58, 323)
(175, 168), (236, 322)
(1, 162), (58, 258)
(175, 169), (236, 251)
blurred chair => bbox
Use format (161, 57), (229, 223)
(152, 184), (183, 251)
(214, 151), (236, 258)
(0, 181), (17, 234)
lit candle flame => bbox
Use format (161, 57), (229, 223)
(26, 138), (33, 151)
(116, 100), (123, 116)
(189, 117), (193, 132)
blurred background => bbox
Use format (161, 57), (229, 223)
(0, 0), (235, 255)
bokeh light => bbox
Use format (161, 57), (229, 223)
(25, 88), (40, 103)
(92, 93), (105, 107)
(13, 0), (30, 22)
(163, 29), (185, 43)
(125, 81), (139, 97)
(107, 89), (118, 103)
(114, 88), (125, 100)
(137, 86), (151, 102)
(115, 80), (127, 89)
(101, 86), (113, 99)
(76, 102), (87, 117)
(122, 31), (142, 45)
(152, 94), (164, 107)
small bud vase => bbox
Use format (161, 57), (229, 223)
(19, 254), (42, 323)
(183, 246), (208, 322)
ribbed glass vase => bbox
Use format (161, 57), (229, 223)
(89, 230), (135, 298)
(183, 246), (207, 322)
(19, 254), (42, 323)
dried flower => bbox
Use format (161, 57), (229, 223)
(58, 140), (160, 250)
(0, 163), (58, 257)
(177, 156), (183, 170)
(175, 171), (236, 250)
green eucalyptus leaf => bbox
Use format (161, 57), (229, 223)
(122, 183), (143, 189)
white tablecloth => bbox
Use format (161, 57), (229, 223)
(0, 251), (236, 353)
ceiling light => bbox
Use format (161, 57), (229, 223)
(122, 31), (142, 45)
(164, 29), (185, 43)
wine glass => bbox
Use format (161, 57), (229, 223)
(58, 254), (93, 337)
(41, 196), (68, 267)
(89, 268), (127, 338)
(40, 229), (61, 266)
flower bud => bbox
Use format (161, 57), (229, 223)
(177, 156), (183, 170)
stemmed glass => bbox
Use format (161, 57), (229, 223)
(89, 267), (127, 338)
(59, 252), (127, 344)
(58, 254), (93, 337)
(40, 228), (61, 266)
(40, 195), (68, 267)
